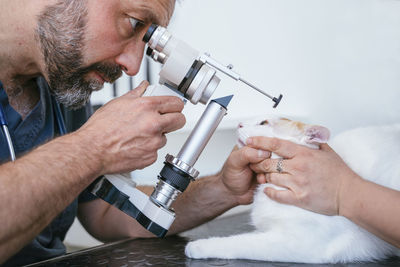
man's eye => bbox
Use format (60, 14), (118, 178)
(129, 18), (145, 33)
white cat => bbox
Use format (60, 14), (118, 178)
(185, 115), (400, 263)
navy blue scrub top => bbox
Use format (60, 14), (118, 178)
(0, 78), (97, 266)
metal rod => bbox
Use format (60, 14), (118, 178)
(203, 57), (276, 101)
(204, 60), (240, 80)
(238, 77), (274, 100)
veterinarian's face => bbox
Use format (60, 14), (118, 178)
(37, 0), (175, 109)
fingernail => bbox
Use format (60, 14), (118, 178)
(258, 149), (270, 158)
(246, 138), (253, 145)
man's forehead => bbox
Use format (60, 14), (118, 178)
(121, 0), (175, 26)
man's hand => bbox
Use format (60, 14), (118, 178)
(74, 81), (186, 175)
(219, 146), (271, 205)
(246, 137), (359, 215)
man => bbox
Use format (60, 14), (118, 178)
(0, 0), (270, 265)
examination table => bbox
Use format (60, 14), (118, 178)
(26, 210), (400, 266)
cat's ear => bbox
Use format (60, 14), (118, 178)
(305, 125), (330, 144)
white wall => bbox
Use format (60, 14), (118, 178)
(66, 0), (400, 248)
(167, 0), (400, 135)
(134, 0), (400, 183)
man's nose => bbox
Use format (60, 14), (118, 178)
(115, 40), (146, 76)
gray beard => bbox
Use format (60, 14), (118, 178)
(36, 0), (121, 110)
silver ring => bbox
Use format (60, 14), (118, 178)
(276, 158), (284, 173)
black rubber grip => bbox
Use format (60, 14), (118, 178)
(159, 164), (192, 192)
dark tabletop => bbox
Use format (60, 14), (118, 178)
(26, 211), (400, 267)
(25, 235), (400, 267)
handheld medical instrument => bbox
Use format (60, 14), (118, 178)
(91, 24), (283, 237)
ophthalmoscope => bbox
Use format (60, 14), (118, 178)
(90, 23), (282, 237)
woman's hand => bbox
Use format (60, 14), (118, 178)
(247, 137), (359, 215)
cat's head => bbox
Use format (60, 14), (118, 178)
(237, 115), (330, 149)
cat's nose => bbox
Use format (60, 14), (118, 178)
(238, 123), (243, 128)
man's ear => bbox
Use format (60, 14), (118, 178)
(305, 125), (330, 144)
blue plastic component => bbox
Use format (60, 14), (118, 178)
(212, 95), (234, 109)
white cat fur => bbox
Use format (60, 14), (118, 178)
(185, 116), (400, 263)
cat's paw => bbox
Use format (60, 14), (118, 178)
(185, 239), (210, 259)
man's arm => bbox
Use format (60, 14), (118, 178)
(0, 132), (100, 262)
(247, 136), (400, 248)
(78, 146), (271, 241)
(0, 83), (185, 263)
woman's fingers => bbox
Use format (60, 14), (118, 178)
(246, 137), (299, 159)
(250, 158), (292, 174)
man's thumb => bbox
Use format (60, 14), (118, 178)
(126, 80), (149, 97)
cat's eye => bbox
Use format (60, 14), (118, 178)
(129, 17), (145, 34)
(260, 120), (269, 125)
